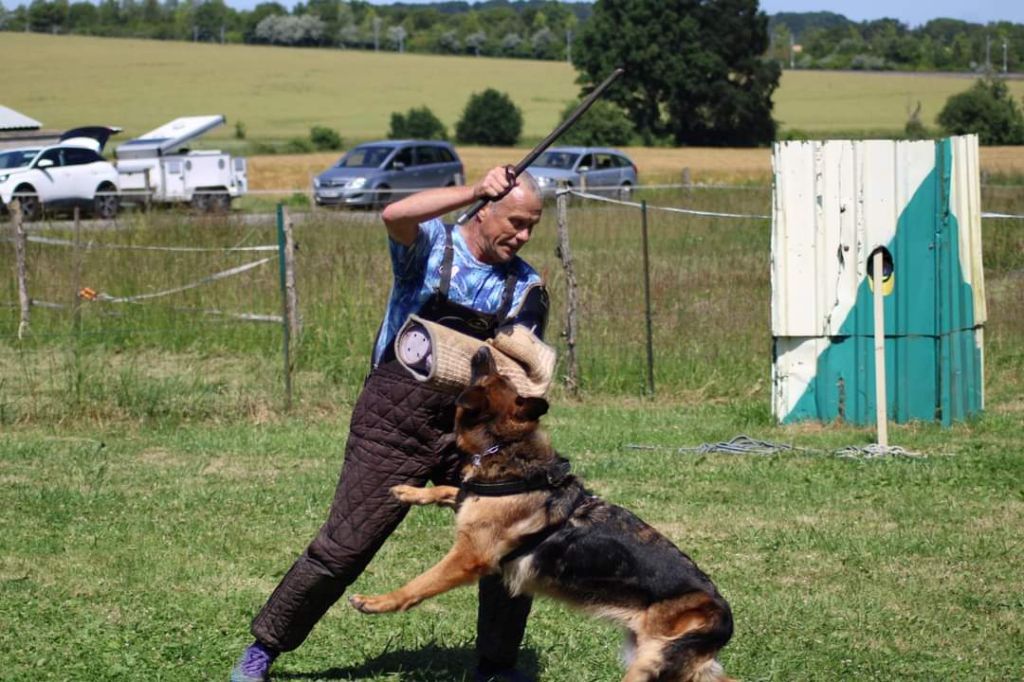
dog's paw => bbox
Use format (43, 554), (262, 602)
(390, 484), (424, 505)
(348, 593), (399, 614)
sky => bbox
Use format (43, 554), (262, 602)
(347, 0), (1024, 29)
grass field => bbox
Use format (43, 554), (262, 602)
(4, 33), (1024, 145)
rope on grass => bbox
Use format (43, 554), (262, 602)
(626, 434), (926, 459)
(19, 235), (279, 253)
(561, 188), (771, 220)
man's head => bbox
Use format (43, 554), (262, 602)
(469, 172), (542, 264)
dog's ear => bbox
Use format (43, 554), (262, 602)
(457, 385), (490, 414)
(470, 347), (497, 384)
(514, 396), (548, 422)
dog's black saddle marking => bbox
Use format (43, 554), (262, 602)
(462, 459), (572, 497)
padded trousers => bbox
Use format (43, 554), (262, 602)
(250, 362), (532, 668)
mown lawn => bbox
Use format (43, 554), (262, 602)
(1, 402), (1022, 681)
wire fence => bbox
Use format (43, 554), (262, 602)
(2, 184), (1022, 424)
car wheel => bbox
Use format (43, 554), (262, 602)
(191, 193), (210, 212)
(375, 185), (391, 210)
(208, 193), (231, 213)
(13, 186), (41, 221)
(93, 183), (119, 219)
(618, 183), (633, 201)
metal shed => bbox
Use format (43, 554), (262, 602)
(771, 135), (985, 426)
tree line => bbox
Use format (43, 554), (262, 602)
(1, 0), (1021, 72)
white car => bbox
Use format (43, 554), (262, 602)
(0, 126), (121, 220)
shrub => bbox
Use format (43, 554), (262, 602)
(388, 106), (447, 140)
(234, 120), (246, 140)
(937, 78), (1024, 145)
(309, 126), (343, 151)
(455, 89), (522, 146)
(559, 99), (635, 146)
(285, 137), (314, 154)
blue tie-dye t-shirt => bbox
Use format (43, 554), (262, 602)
(372, 218), (544, 366)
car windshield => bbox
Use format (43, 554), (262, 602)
(533, 151), (580, 170)
(0, 149), (40, 169)
(337, 146), (393, 168)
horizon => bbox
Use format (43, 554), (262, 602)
(1, 0), (1022, 29)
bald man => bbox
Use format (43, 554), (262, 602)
(231, 167), (549, 682)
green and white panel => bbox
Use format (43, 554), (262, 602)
(771, 135), (985, 425)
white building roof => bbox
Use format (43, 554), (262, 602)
(0, 105), (42, 131)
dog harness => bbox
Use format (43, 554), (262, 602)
(462, 452), (573, 497)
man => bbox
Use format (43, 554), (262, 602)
(231, 166), (549, 682)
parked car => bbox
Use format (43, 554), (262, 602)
(0, 126), (121, 221)
(313, 140), (463, 208)
(527, 146), (638, 199)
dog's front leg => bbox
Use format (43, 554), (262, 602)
(349, 535), (490, 614)
(391, 484), (459, 508)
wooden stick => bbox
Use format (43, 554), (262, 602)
(873, 249), (888, 447)
(11, 200), (30, 339)
(555, 188), (580, 396)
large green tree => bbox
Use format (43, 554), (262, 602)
(573, 0), (780, 146)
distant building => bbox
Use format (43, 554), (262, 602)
(0, 105), (60, 150)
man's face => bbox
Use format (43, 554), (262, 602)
(475, 186), (543, 264)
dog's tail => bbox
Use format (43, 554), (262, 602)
(657, 596), (734, 682)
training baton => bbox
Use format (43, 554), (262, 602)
(455, 67), (625, 225)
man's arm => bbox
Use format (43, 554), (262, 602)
(381, 166), (516, 246)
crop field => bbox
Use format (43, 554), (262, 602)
(2, 183), (1023, 679)
(5, 33), (1024, 145)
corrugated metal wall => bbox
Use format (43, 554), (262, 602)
(772, 135), (985, 426)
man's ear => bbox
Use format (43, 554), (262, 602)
(514, 396), (548, 422)
(457, 385), (489, 414)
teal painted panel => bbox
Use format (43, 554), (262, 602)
(783, 336), (937, 424)
(939, 328), (984, 423)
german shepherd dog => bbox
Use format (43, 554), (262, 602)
(350, 348), (733, 682)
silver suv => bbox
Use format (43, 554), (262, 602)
(0, 126), (121, 220)
(527, 146), (638, 199)
(313, 140), (464, 208)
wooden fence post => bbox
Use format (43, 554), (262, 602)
(555, 187), (580, 396)
(275, 203), (294, 410)
(283, 208), (301, 340)
(11, 200), (30, 339)
(72, 206), (83, 336)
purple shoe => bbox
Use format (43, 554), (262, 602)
(230, 641), (278, 682)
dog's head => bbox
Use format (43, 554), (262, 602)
(455, 347), (549, 448)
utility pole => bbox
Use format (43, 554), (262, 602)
(789, 34), (795, 69)
(986, 35), (991, 72)
(373, 16), (380, 52)
(565, 28), (571, 64)
(1004, 40), (1009, 73)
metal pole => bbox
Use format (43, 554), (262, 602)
(641, 200), (654, 396)
(276, 203), (293, 410)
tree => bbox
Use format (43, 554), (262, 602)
(937, 78), (1024, 145)
(388, 106), (448, 140)
(456, 89), (522, 146)
(309, 125), (342, 151)
(559, 99), (635, 146)
(573, 0), (780, 146)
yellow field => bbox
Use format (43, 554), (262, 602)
(251, 145), (1024, 188)
(6, 33), (1024, 143)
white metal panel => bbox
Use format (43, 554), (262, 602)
(772, 139), (934, 337)
(949, 134), (986, 324)
(116, 115), (225, 158)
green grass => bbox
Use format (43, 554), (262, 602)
(1, 186), (1022, 679)
(1, 406), (1023, 680)
(4, 33), (1024, 144)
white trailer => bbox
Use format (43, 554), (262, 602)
(115, 115), (247, 211)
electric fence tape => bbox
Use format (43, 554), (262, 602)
(90, 256), (274, 303)
(561, 188), (771, 220)
(20, 235), (279, 253)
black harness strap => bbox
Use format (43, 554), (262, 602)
(438, 223), (456, 299)
(462, 459), (572, 497)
